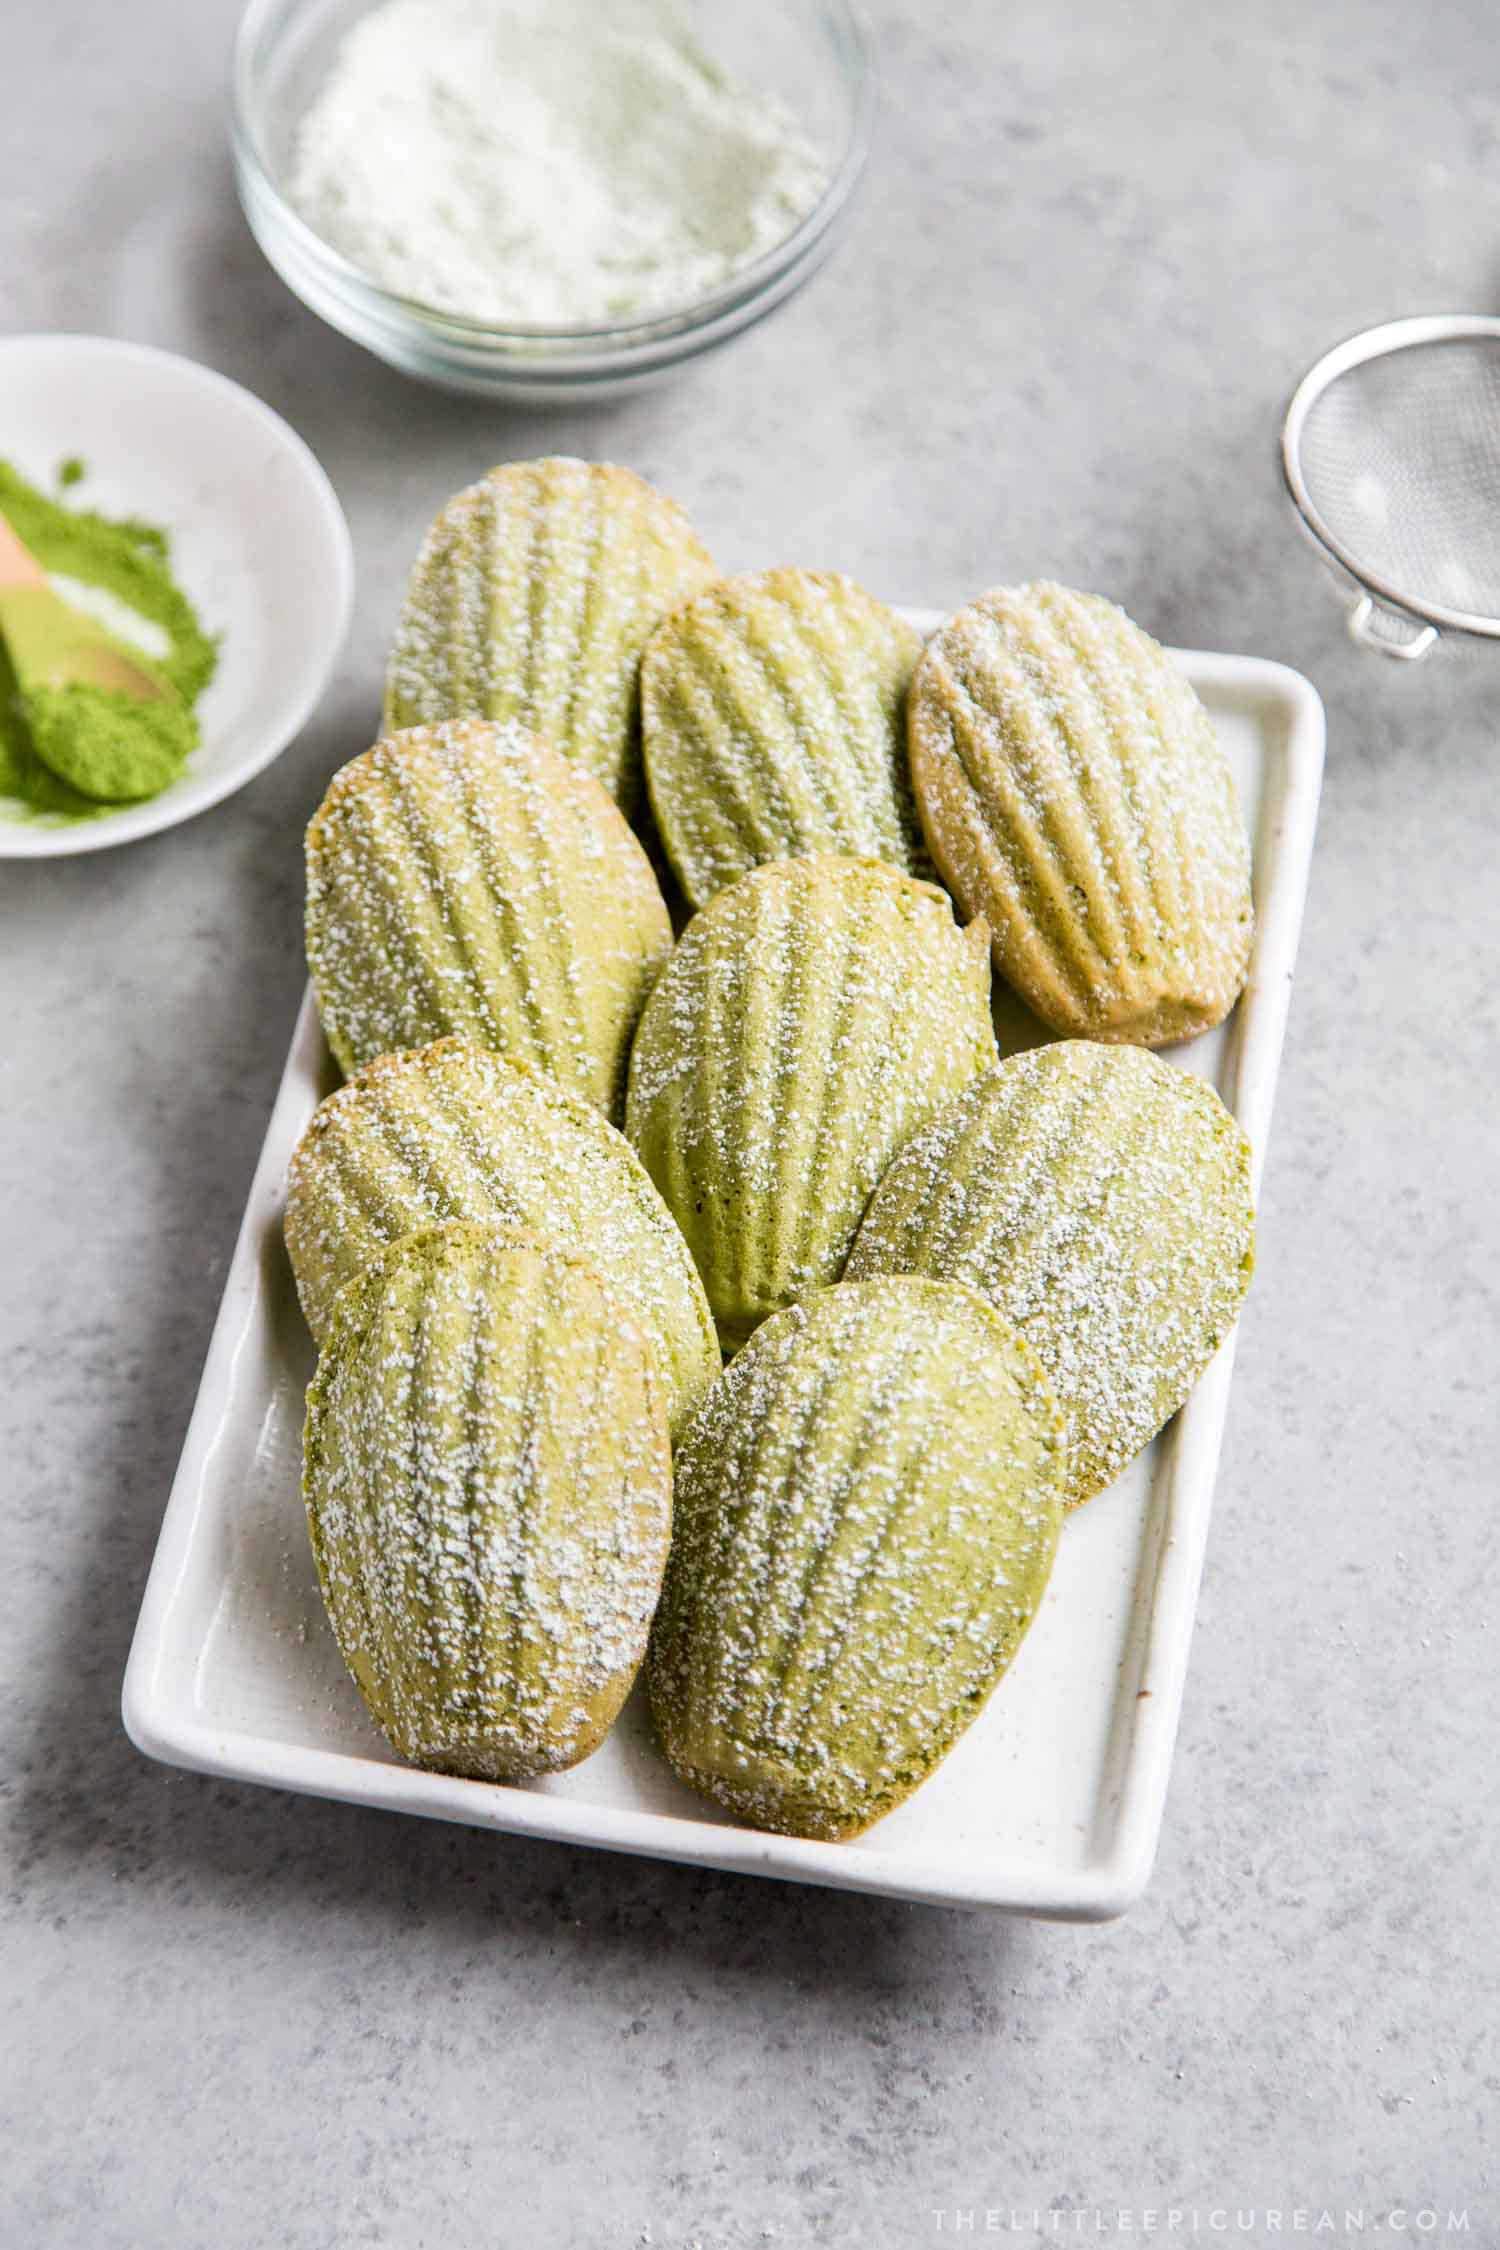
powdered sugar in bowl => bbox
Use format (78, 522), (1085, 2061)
(233, 0), (875, 401)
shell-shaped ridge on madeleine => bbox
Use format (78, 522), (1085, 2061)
(624, 854), (998, 1349)
(304, 717), (671, 1110)
(384, 456), (717, 811)
(284, 1037), (719, 1435)
(304, 1220), (672, 1782)
(908, 581), (1254, 1046)
(847, 1040), (1255, 1507)
(641, 567), (926, 909)
(648, 1275), (1065, 1840)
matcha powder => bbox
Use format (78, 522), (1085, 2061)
(0, 459), (218, 823)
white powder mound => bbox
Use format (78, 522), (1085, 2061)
(290, 0), (831, 326)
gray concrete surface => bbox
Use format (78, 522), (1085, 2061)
(2, 0), (1496, 2242)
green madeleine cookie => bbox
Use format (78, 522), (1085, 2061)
(304, 1222), (672, 1782)
(846, 1041), (1255, 1508)
(624, 854), (998, 1350)
(304, 718), (671, 1111)
(384, 457), (718, 812)
(649, 1276), (1065, 1840)
(908, 582), (1254, 1046)
(284, 1037), (719, 1436)
(641, 567), (925, 909)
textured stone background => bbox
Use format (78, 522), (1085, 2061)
(3, 1), (1495, 2243)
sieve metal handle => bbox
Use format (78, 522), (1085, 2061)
(1347, 593), (1438, 662)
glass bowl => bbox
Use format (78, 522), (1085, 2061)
(232, 0), (876, 402)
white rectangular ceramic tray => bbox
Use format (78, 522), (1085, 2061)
(123, 625), (1324, 1919)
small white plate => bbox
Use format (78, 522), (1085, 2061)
(0, 334), (353, 857)
(122, 637), (1323, 1918)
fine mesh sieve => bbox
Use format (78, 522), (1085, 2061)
(1282, 314), (1500, 660)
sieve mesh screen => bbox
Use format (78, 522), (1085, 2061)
(1295, 335), (1500, 622)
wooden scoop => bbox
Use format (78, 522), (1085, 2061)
(0, 510), (174, 704)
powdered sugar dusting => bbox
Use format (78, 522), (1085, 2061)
(624, 855), (998, 1346)
(847, 1041), (1255, 1507)
(304, 716), (671, 1108)
(909, 581), (1254, 1045)
(649, 1276), (1064, 1839)
(284, 1035), (719, 1433)
(384, 458), (716, 809)
(641, 568), (925, 908)
(305, 1220), (672, 1781)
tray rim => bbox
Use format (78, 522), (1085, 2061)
(121, 641), (1326, 1920)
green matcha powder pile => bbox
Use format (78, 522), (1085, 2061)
(0, 459), (218, 822)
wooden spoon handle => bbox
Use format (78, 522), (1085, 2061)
(0, 511), (48, 592)
(0, 513), (171, 707)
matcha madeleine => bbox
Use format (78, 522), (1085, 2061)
(649, 1277), (1065, 1841)
(847, 1041), (1255, 1508)
(305, 718), (671, 1109)
(641, 568), (925, 909)
(384, 457), (717, 811)
(909, 582), (1254, 1045)
(304, 1222), (672, 1782)
(625, 855), (997, 1349)
(284, 1037), (718, 1435)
